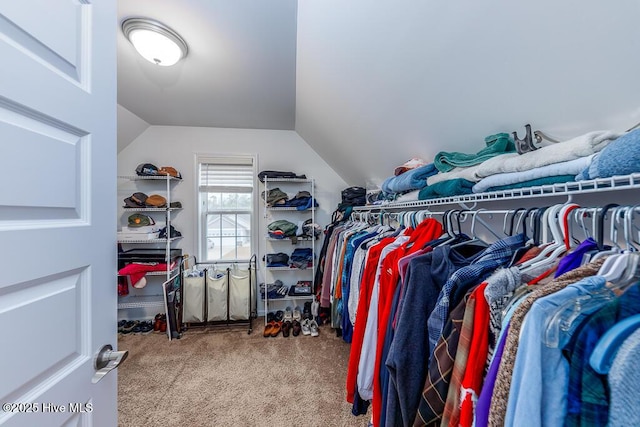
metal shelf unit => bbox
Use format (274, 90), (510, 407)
(117, 295), (166, 310)
(117, 174), (183, 325)
(262, 177), (315, 322)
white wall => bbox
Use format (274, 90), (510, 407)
(117, 126), (347, 313)
(117, 104), (149, 153)
(296, 0), (640, 186)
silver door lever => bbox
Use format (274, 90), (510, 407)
(92, 344), (128, 384)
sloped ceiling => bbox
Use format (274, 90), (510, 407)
(295, 0), (640, 186)
(117, 1), (640, 187)
(117, 104), (149, 153)
(117, 0), (297, 130)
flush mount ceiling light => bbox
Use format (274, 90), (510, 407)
(122, 18), (188, 66)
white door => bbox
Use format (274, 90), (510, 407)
(0, 1), (117, 426)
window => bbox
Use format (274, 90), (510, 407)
(198, 156), (255, 262)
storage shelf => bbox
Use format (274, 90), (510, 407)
(117, 236), (183, 244)
(266, 266), (314, 271)
(260, 295), (314, 301)
(266, 236), (314, 242)
(356, 173), (640, 211)
(262, 178), (313, 183)
(118, 175), (181, 181)
(267, 206), (316, 211)
(118, 295), (165, 310)
(118, 266), (179, 277)
(122, 207), (183, 212)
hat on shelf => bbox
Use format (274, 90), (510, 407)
(158, 166), (182, 179)
(123, 192), (148, 208)
(145, 194), (167, 208)
(159, 225), (182, 239)
(128, 213), (156, 227)
(394, 157), (428, 176)
(135, 163), (159, 176)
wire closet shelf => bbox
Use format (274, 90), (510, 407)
(354, 173), (640, 211)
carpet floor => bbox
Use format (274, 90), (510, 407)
(117, 321), (369, 427)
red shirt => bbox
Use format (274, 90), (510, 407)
(458, 282), (490, 427)
(346, 236), (396, 403)
(372, 219), (443, 426)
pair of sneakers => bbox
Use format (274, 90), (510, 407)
(301, 317), (319, 337)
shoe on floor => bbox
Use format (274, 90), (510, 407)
(263, 321), (276, 337)
(292, 320), (302, 337)
(301, 318), (311, 336)
(309, 319), (319, 337)
(270, 321), (283, 337)
(282, 320), (292, 337)
(292, 306), (302, 322)
(118, 320), (127, 333)
(121, 320), (138, 334)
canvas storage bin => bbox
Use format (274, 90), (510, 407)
(206, 269), (228, 321)
(182, 274), (205, 323)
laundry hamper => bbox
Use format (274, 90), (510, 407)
(207, 268), (228, 322)
(182, 273), (205, 323)
(229, 264), (256, 320)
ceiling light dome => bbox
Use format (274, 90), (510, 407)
(122, 18), (188, 66)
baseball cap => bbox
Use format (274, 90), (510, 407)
(128, 213), (156, 227)
(394, 158), (428, 176)
(158, 166), (181, 179)
(145, 194), (167, 207)
(123, 192), (148, 208)
(135, 163), (159, 176)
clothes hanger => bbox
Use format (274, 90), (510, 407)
(531, 206), (549, 246)
(598, 207), (640, 282)
(544, 241), (640, 348)
(518, 204), (565, 271)
(507, 207), (538, 267)
(449, 209), (487, 248)
(591, 205), (626, 261)
(594, 203), (620, 250)
(522, 203), (579, 276)
(590, 313), (640, 374)
(560, 203), (581, 250)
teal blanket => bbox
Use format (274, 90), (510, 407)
(434, 133), (515, 173)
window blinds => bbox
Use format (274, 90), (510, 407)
(199, 157), (254, 193)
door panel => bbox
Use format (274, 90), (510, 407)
(0, 0), (117, 426)
(0, 0), (85, 83)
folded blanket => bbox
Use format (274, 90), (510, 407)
(472, 155), (593, 193)
(426, 162), (485, 186)
(482, 175), (576, 193)
(395, 189), (420, 203)
(418, 179), (474, 200)
(474, 130), (620, 179)
(381, 163), (438, 194)
(434, 133), (515, 173)
(576, 129), (640, 180)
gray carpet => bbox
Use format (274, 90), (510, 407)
(118, 321), (369, 427)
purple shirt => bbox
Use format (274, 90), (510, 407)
(475, 323), (509, 427)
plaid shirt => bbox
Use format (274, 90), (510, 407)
(413, 289), (474, 426)
(427, 234), (525, 358)
(563, 283), (640, 427)
(441, 284), (482, 426)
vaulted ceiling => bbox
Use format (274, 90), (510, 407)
(117, 0), (297, 130)
(118, 0), (640, 186)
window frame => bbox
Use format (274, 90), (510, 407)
(196, 154), (257, 263)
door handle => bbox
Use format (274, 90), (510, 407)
(92, 344), (128, 384)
